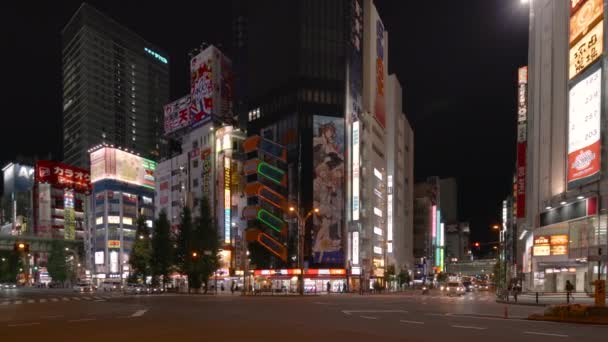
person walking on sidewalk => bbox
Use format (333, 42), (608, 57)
(566, 280), (574, 303)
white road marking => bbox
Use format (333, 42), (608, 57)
(61, 297), (70, 301)
(424, 313), (448, 317)
(14, 300), (22, 305)
(342, 310), (407, 315)
(42, 315), (63, 319)
(451, 325), (486, 330)
(314, 302), (329, 305)
(95, 299), (105, 302)
(68, 318), (96, 323)
(1, 302), (9, 305)
(50, 298), (59, 302)
(360, 316), (378, 320)
(39, 299), (47, 303)
(400, 320), (425, 325)
(524, 331), (568, 338)
(27, 300), (34, 304)
(131, 309), (148, 317)
(81, 297), (91, 300)
(8, 322), (40, 327)
(72, 297), (81, 301)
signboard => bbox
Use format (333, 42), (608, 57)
(108, 240), (120, 249)
(569, 20), (603, 80)
(95, 251), (104, 265)
(190, 48), (214, 127)
(533, 234), (568, 256)
(35, 161), (91, 193)
(550, 235), (569, 245)
(2, 163), (34, 194)
(201, 148), (212, 200)
(352, 121), (360, 220)
(37, 183), (52, 237)
(163, 95), (191, 135)
(374, 18), (386, 128)
(533, 245), (551, 256)
(517, 66), (528, 123)
(569, 0), (603, 44)
(63, 190), (75, 240)
(568, 67), (601, 187)
(516, 142), (527, 218)
(312, 115), (345, 266)
(224, 157), (231, 244)
(352, 231), (359, 265)
(90, 147), (156, 189)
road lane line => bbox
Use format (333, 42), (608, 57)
(1, 302), (9, 305)
(314, 302), (329, 305)
(451, 325), (486, 330)
(400, 320), (425, 325)
(27, 300), (35, 304)
(8, 322), (40, 327)
(14, 300), (22, 305)
(39, 299), (47, 303)
(61, 297), (70, 301)
(68, 318), (96, 323)
(42, 315), (63, 319)
(50, 298), (59, 302)
(81, 297), (91, 300)
(360, 316), (378, 320)
(342, 310), (407, 315)
(131, 309), (148, 317)
(72, 297), (81, 301)
(524, 332), (568, 338)
(424, 313), (448, 317)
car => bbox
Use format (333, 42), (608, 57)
(1, 282), (17, 289)
(124, 283), (146, 295)
(100, 280), (123, 292)
(441, 282), (465, 296)
(148, 285), (164, 294)
(477, 281), (490, 291)
(462, 281), (473, 292)
(73, 282), (93, 293)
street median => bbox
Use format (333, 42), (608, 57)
(528, 304), (608, 325)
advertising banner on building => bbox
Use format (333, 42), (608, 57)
(516, 143), (527, 218)
(90, 148), (156, 189)
(201, 148), (212, 200)
(37, 183), (52, 237)
(35, 161), (91, 193)
(569, 0), (603, 44)
(64, 189), (75, 240)
(569, 20), (603, 80)
(224, 157), (231, 245)
(163, 95), (191, 135)
(517, 67), (528, 123)
(3, 163), (34, 194)
(312, 115), (345, 266)
(374, 18), (386, 128)
(567, 67), (601, 187)
(190, 48), (214, 127)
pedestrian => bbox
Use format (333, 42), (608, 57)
(513, 283), (518, 303)
(327, 281), (331, 293)
(230, 281), (235, 294)
(565, 280), (574, 303)
(221, 283), (225, 292)
(343, 282), (347, 293)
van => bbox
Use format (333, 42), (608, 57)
(100, 279), (122, 292)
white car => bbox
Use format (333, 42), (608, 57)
(100, 280), (122, 292)
(1, 283), (17, 289)
(441, 282), (466, 296)
(73, 282), (93, 293)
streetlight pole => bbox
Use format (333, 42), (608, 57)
(289, 206), (319, 295)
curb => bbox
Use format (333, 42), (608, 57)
(495, 300), (547, 307)
(528, 315), (608, 325)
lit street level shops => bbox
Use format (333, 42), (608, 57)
(252, 269), (348, 294)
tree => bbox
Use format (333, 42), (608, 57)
(194, 197), (219, 293)
(174, 207), (193, 275)
(129, 216), (152, 282)
(397, 269), (411, 289)
(0, 251), (21, 283)
(151, 211), (172, 288)
(436, 272), (448, 284)
(47, 240), (68, 285)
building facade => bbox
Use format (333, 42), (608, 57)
(62, 3), (169, 168)
(524, 0), (607, 292)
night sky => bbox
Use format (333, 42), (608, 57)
(1, 1), (528, 249)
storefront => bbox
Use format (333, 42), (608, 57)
(253, 269), (347, 294)
(526, 197), (607, 293)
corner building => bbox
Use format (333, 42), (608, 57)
(524, 0), (607, 292)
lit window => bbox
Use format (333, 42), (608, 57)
(374, 207), (383, 217)
(374, 168), (383, 180)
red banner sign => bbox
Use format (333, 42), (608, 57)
(35, 161), (91, 193)
(516, 143), (526, 218)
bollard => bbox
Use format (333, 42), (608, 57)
(536, 292), (539, 304)
(504, 305), (508, 319)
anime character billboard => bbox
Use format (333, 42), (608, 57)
(312, 115), (345, 266)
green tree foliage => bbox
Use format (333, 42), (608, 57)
(194, 197), (219, 292)
(436, 272), (448, 283)
(174, 207), (193, 275)
(397, 269), (411, 288)
(47, 240), (68, 284)
(0, 251), (21, 283)
(151, 211), (172, 288)
(129, 216), (152, 282)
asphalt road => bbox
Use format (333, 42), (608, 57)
(1, 290), (607, 341)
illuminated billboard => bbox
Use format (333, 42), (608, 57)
(568, 67), (601, 187)
(312, 115), (345, 266)
(35, 161), (91, 193)
(190, 48), (214, 127)
(533, 234), (568, 256)
(163, 95), (191, 135)
(352, 121), (360, 220)
(224, 157), (231, 244)
(90, 147), (156, 189)
(569, 20), (603, 80)
(374, 18), (386, 128)
(569, 0), (602, 44)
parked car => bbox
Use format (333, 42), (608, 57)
(148, 285), (164, 294)
(100, 279), (122, 292)
(73, 282), (93, 293)
(441, 282), (465, 296)
(1, 282), (17, 289)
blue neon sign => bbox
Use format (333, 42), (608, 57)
(144, 47), (168, 64)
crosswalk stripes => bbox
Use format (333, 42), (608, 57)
(72, 297), (81, 301)
(0, 295), (115, 306)
(27, 299), (35, 304)
(51, 298), (59, 302)
(61, 297), (70, 301)
(39, 299), (47, 303)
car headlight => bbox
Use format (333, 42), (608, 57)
(440, 286), (445, 291)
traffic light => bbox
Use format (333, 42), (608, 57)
(474, 242), (480, 248)
(14, 242), (29, 253)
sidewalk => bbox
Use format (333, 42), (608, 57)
(497, 292), (599, 306)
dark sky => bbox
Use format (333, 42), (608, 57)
(1, 1), (528, 248)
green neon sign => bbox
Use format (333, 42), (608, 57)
(257, 209), (284, 233)
(257, 162), (284, 185)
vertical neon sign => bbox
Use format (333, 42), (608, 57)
(224, 156), (231, 244)
(352, 121), (360, 220)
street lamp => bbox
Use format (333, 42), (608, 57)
(289, 206), (319, 295)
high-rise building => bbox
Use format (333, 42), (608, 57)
(62, 3), (169, 169)
(524, 0), (607, 293)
